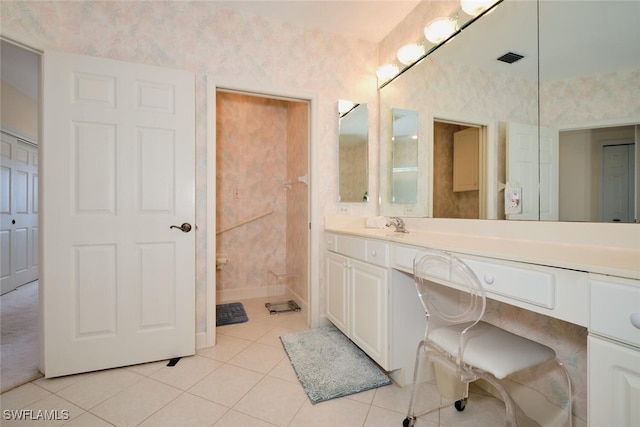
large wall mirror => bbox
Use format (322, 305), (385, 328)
(380, 0), (640, 223)
(339, 100), (369, 202)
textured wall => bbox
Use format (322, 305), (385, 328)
(285, 101), (309, 303)
(1, 0), (380, 332)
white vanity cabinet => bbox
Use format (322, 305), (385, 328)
(588, 274), (640, 427)
(325, 233), (390, 369)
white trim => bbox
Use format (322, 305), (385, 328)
(556, 116), (640, 132)
(0, 33), (45, 54)
(0, 127), (38, 146)
(205, 77), (217, 348)
(206, 79), (319, 347)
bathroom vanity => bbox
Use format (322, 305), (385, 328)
(324, 217), (639, 426)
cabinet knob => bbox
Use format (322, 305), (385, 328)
(371, 250), (377, 257)
(483, 274), (495, 285)
(631, 312), (640, 329)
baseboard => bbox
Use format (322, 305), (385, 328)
(217, 285), (285, 303)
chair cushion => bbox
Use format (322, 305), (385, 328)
(428, 321), (556, 379)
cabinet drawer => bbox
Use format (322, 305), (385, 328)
(394, 244), (421, 272)
(366, 240), (390, 267)
(325, 232), (337, 252)
(460, 256), (556, 309)
(336, 234), (366, 261)
(590, 275), (640, 347)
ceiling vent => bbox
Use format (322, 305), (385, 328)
(497, 52), (524, 64)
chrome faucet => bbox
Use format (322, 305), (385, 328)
(386, 217), (408, 233)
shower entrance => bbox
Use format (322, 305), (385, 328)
(214, 89), (310, 320)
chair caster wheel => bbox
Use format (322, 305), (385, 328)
(403, 416), (416, 427)
(454, 398), (467, 411)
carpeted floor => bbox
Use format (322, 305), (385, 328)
(1, 281), (43, 393)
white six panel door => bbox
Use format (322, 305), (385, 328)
(42, 51), (195, 377)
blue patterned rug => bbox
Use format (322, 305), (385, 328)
(280, 326), (391, 404)
(216, 302), (248, 326)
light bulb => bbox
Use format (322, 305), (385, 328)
(376, 64), (400, 81)
(396, 43), (425, 66)
(460, 0), (498, 17)
(424, 17), (458, 44)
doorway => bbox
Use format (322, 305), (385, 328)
(1, 39), (40, 295)
(0, 38), (42, 391)
(214, 90), (310, 320)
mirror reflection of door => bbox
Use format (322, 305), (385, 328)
(433, 122), (478, 218)
(559, 125), (638, 223)
(600, 144), (634, 223)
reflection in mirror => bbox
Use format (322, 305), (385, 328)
(539, 1), (640, 223)
(379, 0), (537, 218)
(559, 125), (638, 223)
(433, 121), (481, 219)
(338, 101), (369, 202)
(392, 108), (418, 203)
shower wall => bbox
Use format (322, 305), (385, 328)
(216, 91), (308, 304)
(285, 102), (309, 304)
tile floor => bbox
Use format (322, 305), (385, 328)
(0, 297), (506, 426)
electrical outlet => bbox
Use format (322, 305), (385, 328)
(338, 206), (350, 215)
(505, 185), (522, 214)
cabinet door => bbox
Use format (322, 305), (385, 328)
(589, 335), (640, 427)
(453, 127), (479, 192)
(326, 251), (349, 334)
(350, 259), (389, 368)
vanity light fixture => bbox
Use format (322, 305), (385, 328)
(338, 99), (355, 115)
(460, 0), (498, 17)
(424, 16), (458, 44)
(397, 43), (426, 66)
(376, 63), (400, 82)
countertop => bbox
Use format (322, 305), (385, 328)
(325, 217), (640, 281)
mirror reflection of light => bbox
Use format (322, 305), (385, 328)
(397, 43), (426, 65)
(376, 63), (400, 81)
(424, 16), (458, 44)
(461, 0), (498, 17)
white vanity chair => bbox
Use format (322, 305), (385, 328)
(403, 249), (572, 427)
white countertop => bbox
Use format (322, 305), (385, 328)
(325, 217), (640, 280)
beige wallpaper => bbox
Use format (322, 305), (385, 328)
(1, 0), (380, 334)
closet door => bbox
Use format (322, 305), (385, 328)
(0, 131), (38, 295)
